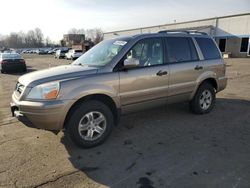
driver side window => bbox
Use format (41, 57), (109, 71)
(126, 38), (163, 67)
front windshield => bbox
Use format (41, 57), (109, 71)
(73, 39), (128, 67)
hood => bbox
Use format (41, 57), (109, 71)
(19, 65), (98, 87)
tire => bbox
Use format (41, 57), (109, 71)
(23, 67), (27, 72)
(189, 82), (216, 114)
(66, 100), (114, 148)
(1, 69), (4, 73)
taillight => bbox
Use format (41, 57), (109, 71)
(0, 60), (7, 64)
(19, 59), (25, 64)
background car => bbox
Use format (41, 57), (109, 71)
(36, 49), (47, 55)
(65, 49), (83, 60)
(48, 48), (58, 55)
(55, 49), (69, 59)
(0, 53), (27, 73)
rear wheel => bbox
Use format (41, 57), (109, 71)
(66, 100), (114, 148)
(189, 82), (215, 114)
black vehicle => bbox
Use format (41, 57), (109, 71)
(0, 53), (27, 73)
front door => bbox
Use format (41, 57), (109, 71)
(119, 38), (169, 109)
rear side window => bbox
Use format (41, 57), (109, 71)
(165, 37), (198, 63)
(195, 37), (221, 60)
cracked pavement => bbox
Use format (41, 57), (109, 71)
(0, 55), (250, 188)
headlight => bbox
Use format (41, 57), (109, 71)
(26, 82), (60, 100)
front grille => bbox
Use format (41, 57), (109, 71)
(14, 82), (25, 97)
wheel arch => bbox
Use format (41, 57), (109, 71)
(64, 94), (120, 129)
(190, 77), (218, 100)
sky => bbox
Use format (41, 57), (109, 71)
(0, 0), (250, 42)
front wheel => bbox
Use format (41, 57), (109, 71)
(189, 83), (216, 114)
(66, 100), (114, 148)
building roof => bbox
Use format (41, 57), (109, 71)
(104, 12), (250, 34)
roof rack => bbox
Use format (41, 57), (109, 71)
(158, 30), (208, 35)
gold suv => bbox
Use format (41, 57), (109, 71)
(11, 31), (227, 148)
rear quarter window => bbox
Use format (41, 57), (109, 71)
(195, 37), (221, 60)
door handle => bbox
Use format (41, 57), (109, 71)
(156, 70), (168, 76)
(194, 65), (203, 70)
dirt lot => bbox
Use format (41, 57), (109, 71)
(0, 55), (250, 188)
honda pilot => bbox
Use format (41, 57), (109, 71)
(11, 31), (227, 148)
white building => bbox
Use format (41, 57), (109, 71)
(104, 13), (250, 58)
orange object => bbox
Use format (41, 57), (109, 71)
(45, 90), (58, 99)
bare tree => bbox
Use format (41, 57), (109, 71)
(45, 36), (52, 47)
(66, 28), (103, 46)
(5, 32), (24, 48)
(34, 28), (44, 47)
(68, 28), (85, 35)
(18, 31), (26, 47)
(94, 28), (104, 44)
(86, 28), (103, 44)
(68, 28), (78, 34)
(60, 39), (66, 47)
(26, 30), (36, 47)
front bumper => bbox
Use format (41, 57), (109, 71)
(10, 94), (73, 130)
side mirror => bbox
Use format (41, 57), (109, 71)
(123, 58), (139, 69)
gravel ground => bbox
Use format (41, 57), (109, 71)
(0, 55), (250, 188)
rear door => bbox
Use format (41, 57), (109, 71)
(166, 37), (203, 100)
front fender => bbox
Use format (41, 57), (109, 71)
(59, 72), (120, 108)
(68, 84), (120, 107)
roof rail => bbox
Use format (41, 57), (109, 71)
(158, 30), (208, 35)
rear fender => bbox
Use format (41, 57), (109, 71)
(190, 71), (218, 100)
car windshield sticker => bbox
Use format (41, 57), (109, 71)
(113, 41), (127, 46)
